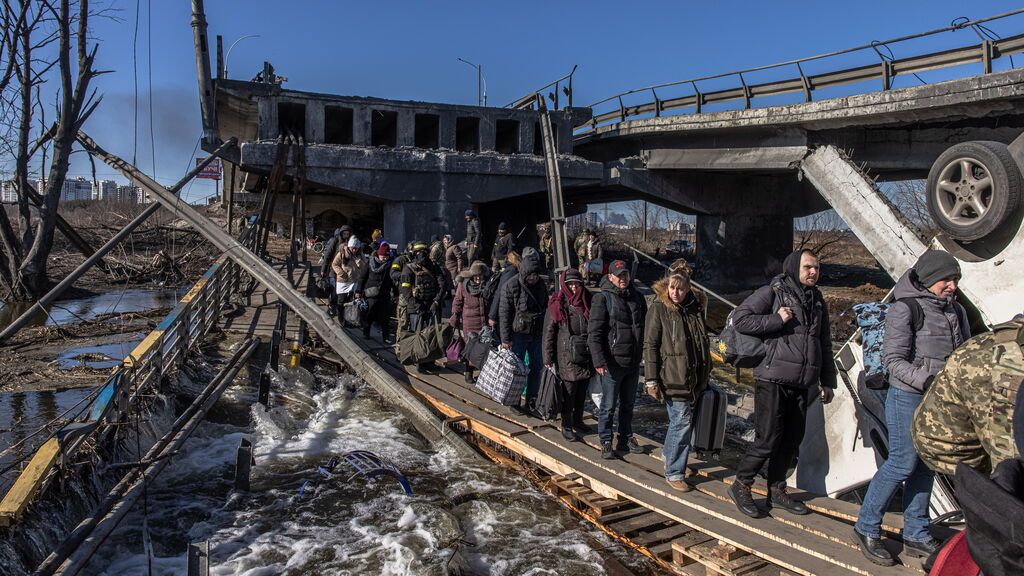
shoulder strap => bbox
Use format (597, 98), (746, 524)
(896, 298), (925, 332)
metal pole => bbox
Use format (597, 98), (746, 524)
(226, 164), (235, 235)
(536, 96), (570, 271)
(0, 139), (237, 345)
(224, 34), (260, 80)
(190, 0), (218, 146)
(478, 65), (482, 107)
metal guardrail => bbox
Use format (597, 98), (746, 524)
(0, 248), (246, 526)
(580, 10), (1024, 134)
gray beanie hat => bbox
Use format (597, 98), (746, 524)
(914, 250), (961, 287)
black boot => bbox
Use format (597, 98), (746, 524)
(728, 481), (761, 518)
(464, 369), (474, 384)
(561, 426), (577, 442)
(768, 485), (809, 515)
(852, 529), (895, 566)
(903, 536), (942, 558)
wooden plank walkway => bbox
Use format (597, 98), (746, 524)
(244, 261), (923, 576)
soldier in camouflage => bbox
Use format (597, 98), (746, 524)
(912, 318), (1024, 476)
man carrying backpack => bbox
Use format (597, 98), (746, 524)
(853, 250), (970, 566)
(728, 249), (837, 519)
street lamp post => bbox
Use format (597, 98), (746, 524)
(457, 57), (486, 107)
(224, 34), (260, 79)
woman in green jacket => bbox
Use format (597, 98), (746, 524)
(643, 263), (710, 492)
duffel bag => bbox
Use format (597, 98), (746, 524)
(398, 321), (454, 366)
(343, 299), (368, 327)
(475, 348), (527, 406)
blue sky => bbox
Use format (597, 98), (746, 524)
(34, 0), (1024, 203)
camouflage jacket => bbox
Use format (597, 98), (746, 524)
(912, 319), (1024, 476)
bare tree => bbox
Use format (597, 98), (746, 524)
(888, 179), (935, 234)
(0, 0), (102, 300)
(794, 209), (848, 259)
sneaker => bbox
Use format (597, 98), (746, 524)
(416, 364), (430, 374)
(728, 481), (760, 519)
(768, 486), (809, 515)
(616, 436), (643, 455)
(903, 536), (942, 559)
(667, 479), (692, 492)
(852, 529), (895, 566)
(383, 335), (394, 346)
(561, 426), (578, 442)
(572, 420), (592, 434)
(601, 442), (615, 460)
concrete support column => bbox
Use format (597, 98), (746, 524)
(384, 199), (475, 252)
(397, 109), (415, 147)
(695, 214), (793, 291)
(305, 100), (325, 144)
(353, 106), (371, 146)
(479, 115), (496, 153)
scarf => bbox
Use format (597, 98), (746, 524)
(548, 273), (591, 324)
(465, 278), (484, 297)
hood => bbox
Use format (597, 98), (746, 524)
(519, 247), (541, 277)
(893, 268), (948, 304)
(782, 250), (807, 285)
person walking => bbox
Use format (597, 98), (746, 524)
(450, 261), (490, 383)
(465, 209), (481, 263)
(399, 240), (446, 373)
(643, 262), (710, 492)
(390, 241), (414, 341)
(491, 222), (516, 272)
(727, 249), (837, 518)
(318, 227), (343, 316)
(853, 250), (970, 565)
(331, 236), (367, 323)
(498, 247), (549, 409)
(543, 269), (593, 441)
(444, 237), (466, 292)
(360, 242), (396, 344)
(487, 250), (520, 334)
(588, 260), (648, 459)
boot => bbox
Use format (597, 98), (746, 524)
(464, 369), (474, 384)
(561, 426), (578, 442)
(903, 536), (942, 559)
(768, 485), (809, 515)
(601, 442), (615, 460)
(667, 478), (692, 493)
(728, 481), (760, 518)
(616, 435), (643, 455)
(852, 529), (895, 566)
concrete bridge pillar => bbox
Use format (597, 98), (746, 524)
(383, 199), (475, 251)
(695, 214), (792, 291)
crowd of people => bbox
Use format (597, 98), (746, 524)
(315, 218), (1022, 572)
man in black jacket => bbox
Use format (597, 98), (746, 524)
(727, 249), (837, 518)
(361, 242), (396, 344)
(491, 222), (516, 272)
(499, 247), (549, 408)
(588, 260), (648, 459)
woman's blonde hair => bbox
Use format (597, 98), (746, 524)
(506, 250), (521, 267)
(667, 272), (691, 291)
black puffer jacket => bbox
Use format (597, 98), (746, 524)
(487, 265), (518, 323)
(587, 276), (647, 370)
(542, 303), (592, 382)
(362, 255), (394, 302)
(731, 251), (837, 389)
(498, 248), (548, 343)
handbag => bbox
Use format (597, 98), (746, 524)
(568, 334), (590, 365)
(535, 367), (564, 421)
(512, 310), (541, 334)
(363, 286), (380, 299)
(446, 332), (466, 362)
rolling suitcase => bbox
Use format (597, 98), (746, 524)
(692, 386), (727, 458)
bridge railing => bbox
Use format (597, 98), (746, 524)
(0, 240), (248, 527)
(579, 9), (1024, 135)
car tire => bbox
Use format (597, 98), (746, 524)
(926, 141), (1022, 242)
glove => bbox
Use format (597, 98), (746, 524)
(429, 301), (440, 316)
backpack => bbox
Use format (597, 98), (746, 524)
(408, 263), (440, 303)
(534, 367), (563, 421)
(481, 272), (503, 306)
(853, 297), (969, 390)
(716, 287), (781, 368)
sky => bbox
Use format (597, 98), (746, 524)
(19, 0), (1024, 204)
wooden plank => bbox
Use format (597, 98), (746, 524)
(597, 505), (649, 525)
(607, 511), (673, 535)
(632, 523), (693, 547)
(0, 438), (60, 526)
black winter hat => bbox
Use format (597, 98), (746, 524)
(564, 269), (583, 283)
(465, 209), (476, 217)
(914, 250), (961, 287)
(498, 222), (508, 231)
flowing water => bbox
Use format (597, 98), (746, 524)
(0, 288), (187, 332)
(2, 344), (661, 576)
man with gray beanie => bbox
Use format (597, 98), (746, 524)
(854, 249), (971, 566)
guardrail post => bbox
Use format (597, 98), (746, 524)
(257, 371), (271, 408)
(269, 329), (281, 372)
(234, 437), (253, 491)
(187, 541), (210, 576)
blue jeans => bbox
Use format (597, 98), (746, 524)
(664, 397), (694, 481)
(511, 333), (543, 403)
(855, 387), (935, 542)
(596, 365), (639, 445)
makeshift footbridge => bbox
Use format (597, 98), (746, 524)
(0, 129), (937, 576)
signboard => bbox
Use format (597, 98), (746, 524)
(196, 157), (222, 180)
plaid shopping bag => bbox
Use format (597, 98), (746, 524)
(474, 348), (527, 406)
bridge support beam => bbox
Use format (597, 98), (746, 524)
(799, 145), (927, 279)
(695, 214), (792, 291)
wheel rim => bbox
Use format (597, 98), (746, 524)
(935, 157), (994, 226)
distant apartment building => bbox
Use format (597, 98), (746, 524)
(117, 184), (144, 204)
(92, 179), (118, 201)
(0, 180), (17, 203)
(50, 177), (94, 202)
